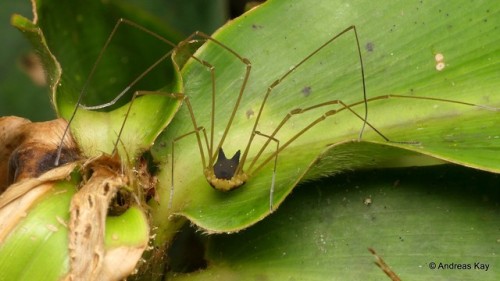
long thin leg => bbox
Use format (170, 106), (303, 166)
(109, 91), (185, 157)
(173, 40), (217, 159)
(152, 33), (251, 205)
(107, 87), (212, 208)
(253, 131), (280, 212)
(54, 18), (178, 166)
(110, 89), (211, 170)
(247, 99), (377, 174)
(248, 94), (499, 176)
(80, 48), (174, 111)
(364, 94), (500, 111)
(121, 85), (212, 208)
(238, 26), (366, 175)
(169, 127), (209, 208)
(180, 32), (252, 166)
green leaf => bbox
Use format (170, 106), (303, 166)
(105, 206), (150, 249)
(0, 175), (152, 280)
(168, 165), (500, 280)
(12, 0), (185, 161)
(0, 180), (76, 280)
(151, 0), (499, 233)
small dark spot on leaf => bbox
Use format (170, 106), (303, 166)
(301, 86), (312, 97)
(84, 224), (92, 238)
(365, 42), (374, 52)
(251, 24), (263, 30)
(103, 183), (110, 194)
(246, 109), (254, 119)
(87, 196), (93, 208)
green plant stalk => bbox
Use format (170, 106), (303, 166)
(9, 0), (189, 279)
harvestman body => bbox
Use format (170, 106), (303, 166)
(55, 19), (498, 213)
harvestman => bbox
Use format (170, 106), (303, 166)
(54, 19), (498, 212)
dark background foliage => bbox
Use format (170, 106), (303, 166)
(0, 0), (261, 121)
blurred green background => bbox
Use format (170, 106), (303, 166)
(0, 2), (52, 121)
(0, 0), (260, 121)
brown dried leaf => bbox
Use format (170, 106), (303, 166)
(102, 246), (149, 280)
(1, 117), (149, 280)
(0, 117), (79, 193)
(0, 116), (31, 190)
(67, 155), (148, 281)
(0, 162), (77, 243)
(0, 162), (77, 209)
(0, 117), (80, 245)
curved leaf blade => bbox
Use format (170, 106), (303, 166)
(152, 0), (499, 232)
(13, 0), (185, 160)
